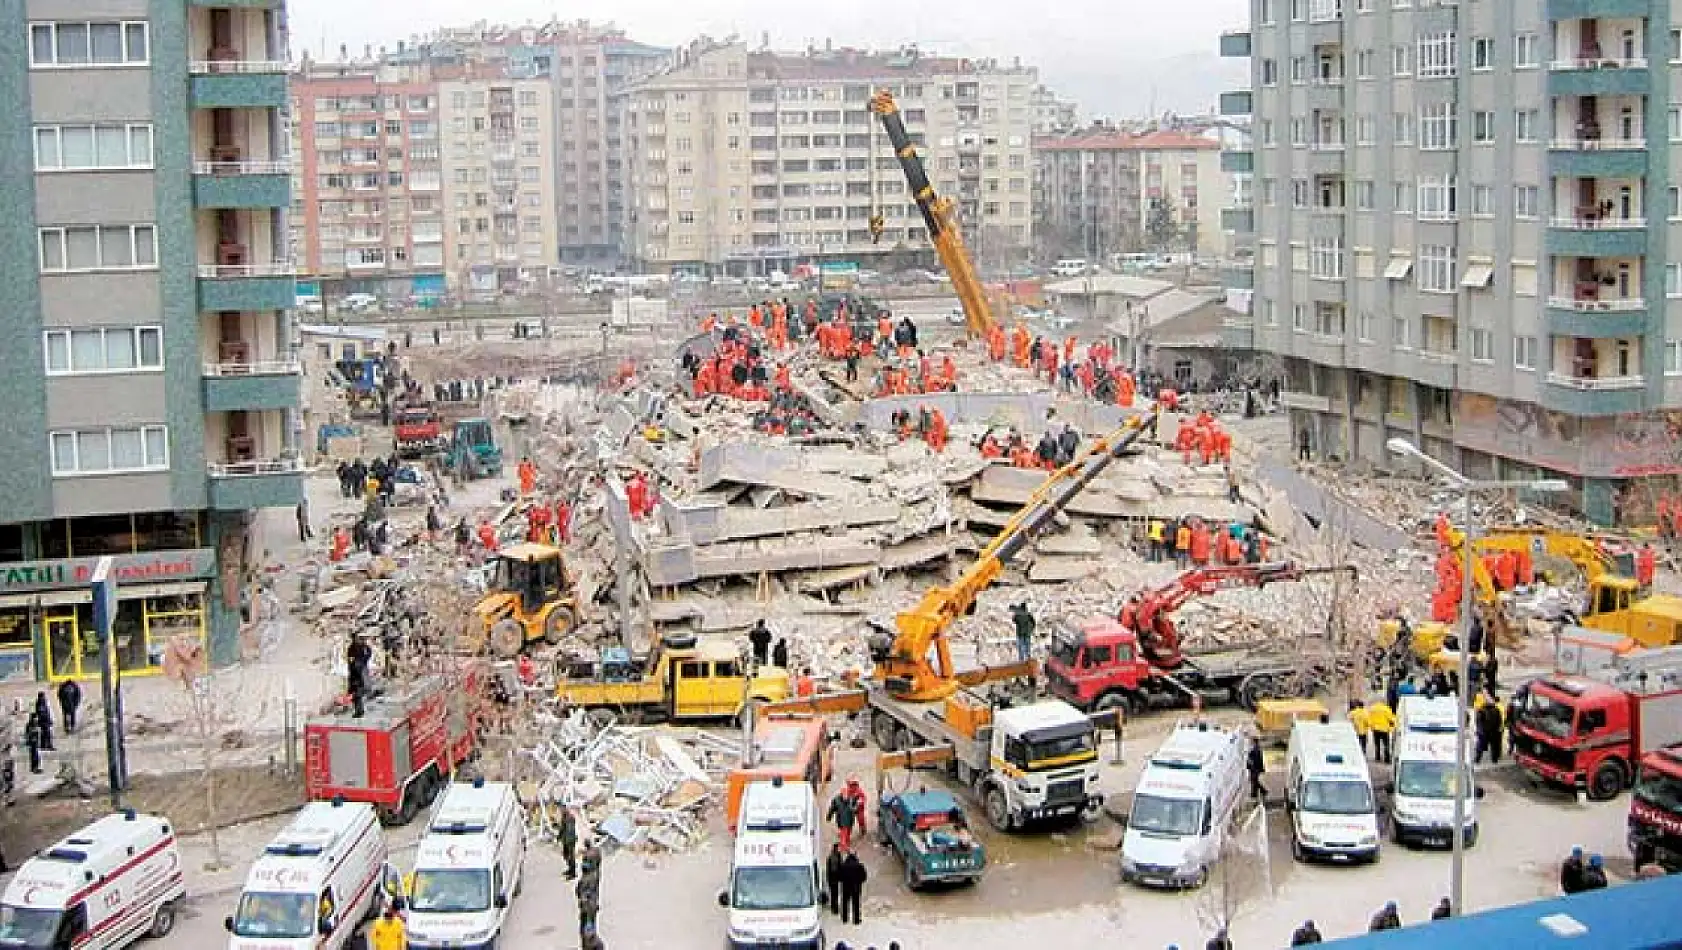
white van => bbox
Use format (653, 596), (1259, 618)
(1052, 258), (1091, 277)
(406, 779), (527, 949)
(1285, 720), (1380, 863)
(1121, 721), (1247, 888)
(225, 800), (390, 950)
(1388, 695), (1482, 848)
(719, 778), (823, 950)
(0, 811), (185, 948)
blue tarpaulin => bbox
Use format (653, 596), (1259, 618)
(1325, 876), (1682, 948)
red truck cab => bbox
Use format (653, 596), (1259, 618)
(393, 405), (443, 457)
(1044, 617), (1154, 713)
(1629, 745), (1682, 871)
(1510, 672), (1682, 800)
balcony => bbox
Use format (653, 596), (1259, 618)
(207, 457), (304, 510)
(1545, 295), (1651, 337)
(1547, 0), (1651, 20)
(1547, 223), (1648, 258)
(198, 261), (296, 312)
(1219, 91), (1252, 116)
(1541, 371), (1645, 415)
(1220, 32), (1252, 57)
(202, 360), (302, 412)
(189, 61), (287, 109)
(192, 160), (289, 209)
(1221, 150), (1254, 174)
(1549, 139), (1649, 178)
(1548, 64), (1653, 98)
(1412, 350), (1460, 390)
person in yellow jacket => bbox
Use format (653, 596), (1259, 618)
(368, 905), (406, 950)
(1146, 519), (1166, 562)
(1366, 699), (1398, 764)
(1174, 521), (1192, 568)
(1348, 699), (1371, 758)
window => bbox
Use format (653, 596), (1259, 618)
(1290, 56), (1308, 82)
(1291, 179), (1311, 208)
(1514, 185), (1540, 218)
(49, 426), (168, 476)
(1393, 182), (1412, 213)
(28, 21), (149, 66)
(38, 224), (156, 272)
(1668, 340), (1682, 375)
(1290, 0), (1306, 19)
(1261, 59), (1277, 85)
(1290, 118), (1308, 146)
(1513, 261), (1538, 296)
(1261, 179), (1277, 205)
(1392, 44), (1412, 76)
(1357, 309), (1375, 341)
(1293, 304), (1309, 331)
(1354, 180), (1375, 209)
(43, 327), (162, 374)
(1261, 298), (1277, 326)
(1418, 243), (1455, 292)
(1671, 186), (1682, 220)
(1470, 328), (1494, 363)
(1393, 314), (1412, 348)
(1393, 113), (1413, 144)
(1261, 0), (1276, 22)
(1417, 33), (1457, 78)
(1673, 28), (1682, 63)
(1419, 104), (1457, 150)
(34, 124), (152, 170)
(1310, 238), (1344, 279)
(1417, 176), (1457, 220)
(1472, 37), (1494, 70)
(1514, 110), (1538, 143)
(1356, 115), (1376, 144)
(1514, 335), (1538, 371)
(1667, 263), (1682, 297)
(1356, 50), (1373, 78)
(1515, 33), (1539, 68)
(1473, 111), (1496, 143)
(1472, 185), (1493, 216)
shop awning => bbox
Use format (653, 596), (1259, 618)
(0, 581), (206, 610)
(1384, 258), (1414, 280)
(1461, 264), (1494, 288)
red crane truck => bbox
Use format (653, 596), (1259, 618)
(1510, 646), (1682, 800)
(1044, 562), (1356, 714)
(304, 665), (486, 824)
(393, 404), (444, 458)
(1630, 743), (1682, 871)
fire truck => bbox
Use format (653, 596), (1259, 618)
(1629, 743), (1682, 871)
(1510, 646), (1682, 800)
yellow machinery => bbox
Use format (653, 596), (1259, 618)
(870, 89), (995, 339)
(553, 633), (789, 721)
(472, 542), (577, 658)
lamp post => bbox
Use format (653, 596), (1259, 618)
(1385, 438), (1568, 916)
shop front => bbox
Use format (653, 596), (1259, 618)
(0, 549), (218, 684)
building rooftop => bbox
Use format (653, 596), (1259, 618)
(747, 48), (982, 81)
(1036, 130), (1219, 152)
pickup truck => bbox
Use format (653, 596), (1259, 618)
(393, 406), (443, 457)
(876, 789), (986, 890)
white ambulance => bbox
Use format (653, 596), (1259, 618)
(719, 778), (823, 950)
(1388, 695), (1482, 848)
(406, 779), (527, 950)
(0, 810), (185, 949)
(1120, 721), (1247, 889)
(1285, 720), (1380, 863)
(225, 799), (389, 950)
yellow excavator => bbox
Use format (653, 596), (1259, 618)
(869, 89), (996, 339)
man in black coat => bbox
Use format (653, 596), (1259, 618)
(835, 850), (868, 925)
(824, 843), (845, 915)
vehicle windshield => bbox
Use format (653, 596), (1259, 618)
(230, 892), (316, 939)
(1634, 769), (1682, 813)
(1395, 761), (1471, 800)
(1026, 730), (1096, 764)
(1300, 780), (1375, 815)
(1518, 692), (1577, 739)
(731, 865), (816, 912)
(0, 906), (62, 948)
(1129, 793), (1204, 836)
(1048, 636), (1080, 668)
(409, 868), (492, 914)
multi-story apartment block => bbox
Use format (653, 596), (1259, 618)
(1221, 0), (1681, 524)
(290, 61), (446, 303)
(1030, 84), (1080, 135)
(437, 74), (558, 294)
(1035, 130), (1225, 261)
(0, 0), (300, 681)
(621, 41), (1038, 276)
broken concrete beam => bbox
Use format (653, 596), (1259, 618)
(1036, 526), (1103, 556)
(709, 501), (901, 543)
(792, 564), (877, 594)
(973, 465), (1130, 516)
(679, 536), (884, 580)
(698, 442), (859, 498)
(880, 536), (957, 571)
(1029, 555), (1099, 583)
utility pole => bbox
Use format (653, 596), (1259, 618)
(89, 557), (127, 807)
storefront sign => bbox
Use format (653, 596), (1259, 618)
(0, 549), (216, 594)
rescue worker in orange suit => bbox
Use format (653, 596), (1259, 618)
(527, 504), (551, 543)
(330, 526), (351, 562)
(1011, 324), (1031, 368)
(1189, 519), (1213, 566)
(517, 457), (537, 495)
(476, 520), (499, 553)
(987, 324), (1007, 362)
(925, 408), (949, 453)
(1638, 542), (1657, 588)
(979, 431), (1003, 459)
(626, 472), (649, 521)
(773, 364), (792, 392)
(554, 498), (572, 544)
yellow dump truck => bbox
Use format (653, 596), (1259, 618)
(554, 633), (789, 721)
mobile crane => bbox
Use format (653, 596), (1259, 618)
(1044, 561), (1357, 713)
(760, 404), (1163, 830)
(870, 89), (996, 338)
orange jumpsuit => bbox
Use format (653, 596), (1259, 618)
(1011, 326), (1031, 368)
(987, 325), (1007, 362)
(477, 522), (499, 552)
(517, 459), (536, 495)
(925, 410), (948, 452)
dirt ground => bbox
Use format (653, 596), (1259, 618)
(0, 765), (303, 866)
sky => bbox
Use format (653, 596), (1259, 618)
(286, 0), (1248, 119)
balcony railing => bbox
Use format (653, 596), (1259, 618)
(1548, 294), (1645, 311)
(188, 59), (287, 74)
(1549, 56), (1647, 70)
(203, 359), (301, 376)
(1549, 136), (1646, 150)
(209, 457), (304, 478)
(198, 262), (296, 278)
(1547, 371), (1644, 390)
(1549, 215), (1646, 229)
(1418, 349), (1458, 364)
(193, 160), (288, 175)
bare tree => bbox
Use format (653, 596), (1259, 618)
(1196, 802), (1273, 941)
(162, 637), (261, 872)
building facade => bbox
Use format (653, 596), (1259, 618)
(289, 61), (447, 304)
(621, 41), (1039, 276)
(1035, 130), (1224, 261)
(0, 0), (301, 682)
(1220, 0), (1678, 524)
(437, 74), (558, 294)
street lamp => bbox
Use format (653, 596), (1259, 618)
(1385, 438), (1568, 916)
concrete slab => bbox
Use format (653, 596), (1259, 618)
(792, 564), (878, 593)
(1254, 457), (1409, 551)
(1037, 525), (1103, 556)
(880, 535), (957, 571)
(1029, 555), (1100, 583)
(712, 501), (901, 542)
(860, 392), (1144, 434)
(697, 442), (864, 498)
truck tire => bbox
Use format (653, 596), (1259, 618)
(1237, 673), (1282, 711)
(1589, 760), (1627, 801)
(1094, 691), (1128, 715)
(489, 618), (525, 658)
(905, 862), (922, 891)
(147, 901), (176, 938)
(542, 606), (576, 645)
(872, 713), (901, 752)
(983, 786), (1015, 833)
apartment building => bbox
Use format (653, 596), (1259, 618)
(1035, 129), (1225, 261)
(437, 75), (558, 294)
(0, 0), (300, 682)
(1030, 84), (1080, 135)
(1220, 0), (1682, 524)
(621, 41), (1039, 275)
(290, 61), (447, 303)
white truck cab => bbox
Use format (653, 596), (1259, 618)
(719, 778), (823, 950)
(406, 779), (527, 950)
(984, 701), (1105, 829)
(0, 810), (185, 949)
(1121, 721), (1246, 888)
(225, 800), (390, 950)
(1389, 695), (1481, 848)
(1285, 720), (1380, 863)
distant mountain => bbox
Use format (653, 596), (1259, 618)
(1050, 51), (1249, 121)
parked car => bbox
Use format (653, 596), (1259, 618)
(876, 789), (986, 890)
